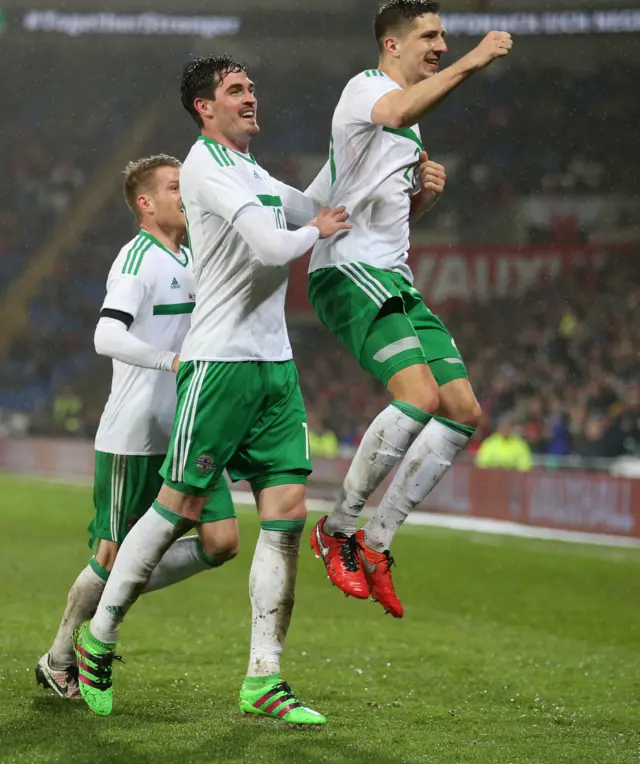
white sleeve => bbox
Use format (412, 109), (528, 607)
(232, 205), (319, 267)
(346, 74), (401, 125)
(270, 178), (322, 228)
(196, 162), (260, 224)
(304, 161), (331, 207)
(101, 272), (148, 321)
(94, 317), (176, 372)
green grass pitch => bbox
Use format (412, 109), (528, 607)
(0, 473), (639, 763)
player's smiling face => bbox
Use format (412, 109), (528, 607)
(213, 71), (259, 143)
(400, 13), (448, 84)
(147, 166), (185, 230)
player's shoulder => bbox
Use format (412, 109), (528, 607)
(344, 69), (397, 92)
(184, 137), (249, 176)
(111, 232), (156, 280)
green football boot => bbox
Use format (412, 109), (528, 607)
(239, 675), (326, 727)
(73, 621), (121, 716)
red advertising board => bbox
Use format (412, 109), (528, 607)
(287, 244), (628, 313)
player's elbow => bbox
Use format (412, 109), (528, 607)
(254, 247), (286, 268)
(93, 323), (111, 357)
(94, 319), (124, 359)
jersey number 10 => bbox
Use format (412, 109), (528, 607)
(272, 207), (286, 230)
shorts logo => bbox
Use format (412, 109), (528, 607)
(195, 453), (215, 476)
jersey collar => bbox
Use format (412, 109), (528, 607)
(139, 230), (188, 268)
(197, 135), (257, 165)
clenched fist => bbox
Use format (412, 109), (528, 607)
(468, 31), (513, 70)
(418, 152), (446, 198)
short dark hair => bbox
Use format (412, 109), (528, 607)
(180, 54), (246, 127)
(374, 0), (441, 51)
(123, 154), (181, 220)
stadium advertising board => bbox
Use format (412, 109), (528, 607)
(288, 244), (627, 312)
(3, 439), (639, 539)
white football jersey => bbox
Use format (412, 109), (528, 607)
(94, 231), (195, 455)
(179, 136), (295, 362)
(309, 69), (422, 283)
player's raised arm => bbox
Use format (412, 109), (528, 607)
(95, 273), (178, 372)
(368, 2), (512, 129)
(372, 31), (512, 128)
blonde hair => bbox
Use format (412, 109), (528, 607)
(122, 154), (181, 220)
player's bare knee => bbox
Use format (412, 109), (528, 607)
(396, 382), (439, 413)
(198, 519), (240, 563)
(458, 400), (482, 430)
(203, 538), (239, 563)
(388, 365), (439, 414)
(438, 381), (482, 429)
(94, 540), (118, 571)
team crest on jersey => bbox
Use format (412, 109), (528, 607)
(195, 453), (215, 476)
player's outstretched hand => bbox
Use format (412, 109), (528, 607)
(308, 206), (352, 239)
(418, 151), (446, 198)
(468, 31), (513, 69)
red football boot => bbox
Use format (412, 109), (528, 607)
(310, 516), (369, 599)
(355, 530), (404, 618)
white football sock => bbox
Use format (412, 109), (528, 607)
(90, 504), (190, 645)
(143, 536), (219, 593)
(324, 404), (426, 537)
(246, 523), (304, 678)
(364, 418), (470, 551)
(49, 564), (106, 669)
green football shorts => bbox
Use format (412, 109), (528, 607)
(90, 451), (234, 546)
(161, 360), (311, 497)
(308, 263), (468, 387)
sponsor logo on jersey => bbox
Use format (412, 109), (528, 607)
(195, 453), (215, 476)
(171, 277), (181, 289)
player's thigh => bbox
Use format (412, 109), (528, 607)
(90, 451), (165, 548)
(227, 361), (311, 494)
(404, 287), (470, 388)
(349, 292), (438, 411)
(161, 360), (263, 500)
(310, 263), (425, 383)
(255, 483), (307, 523)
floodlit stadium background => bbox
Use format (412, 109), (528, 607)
(0, 0), (639, 538)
